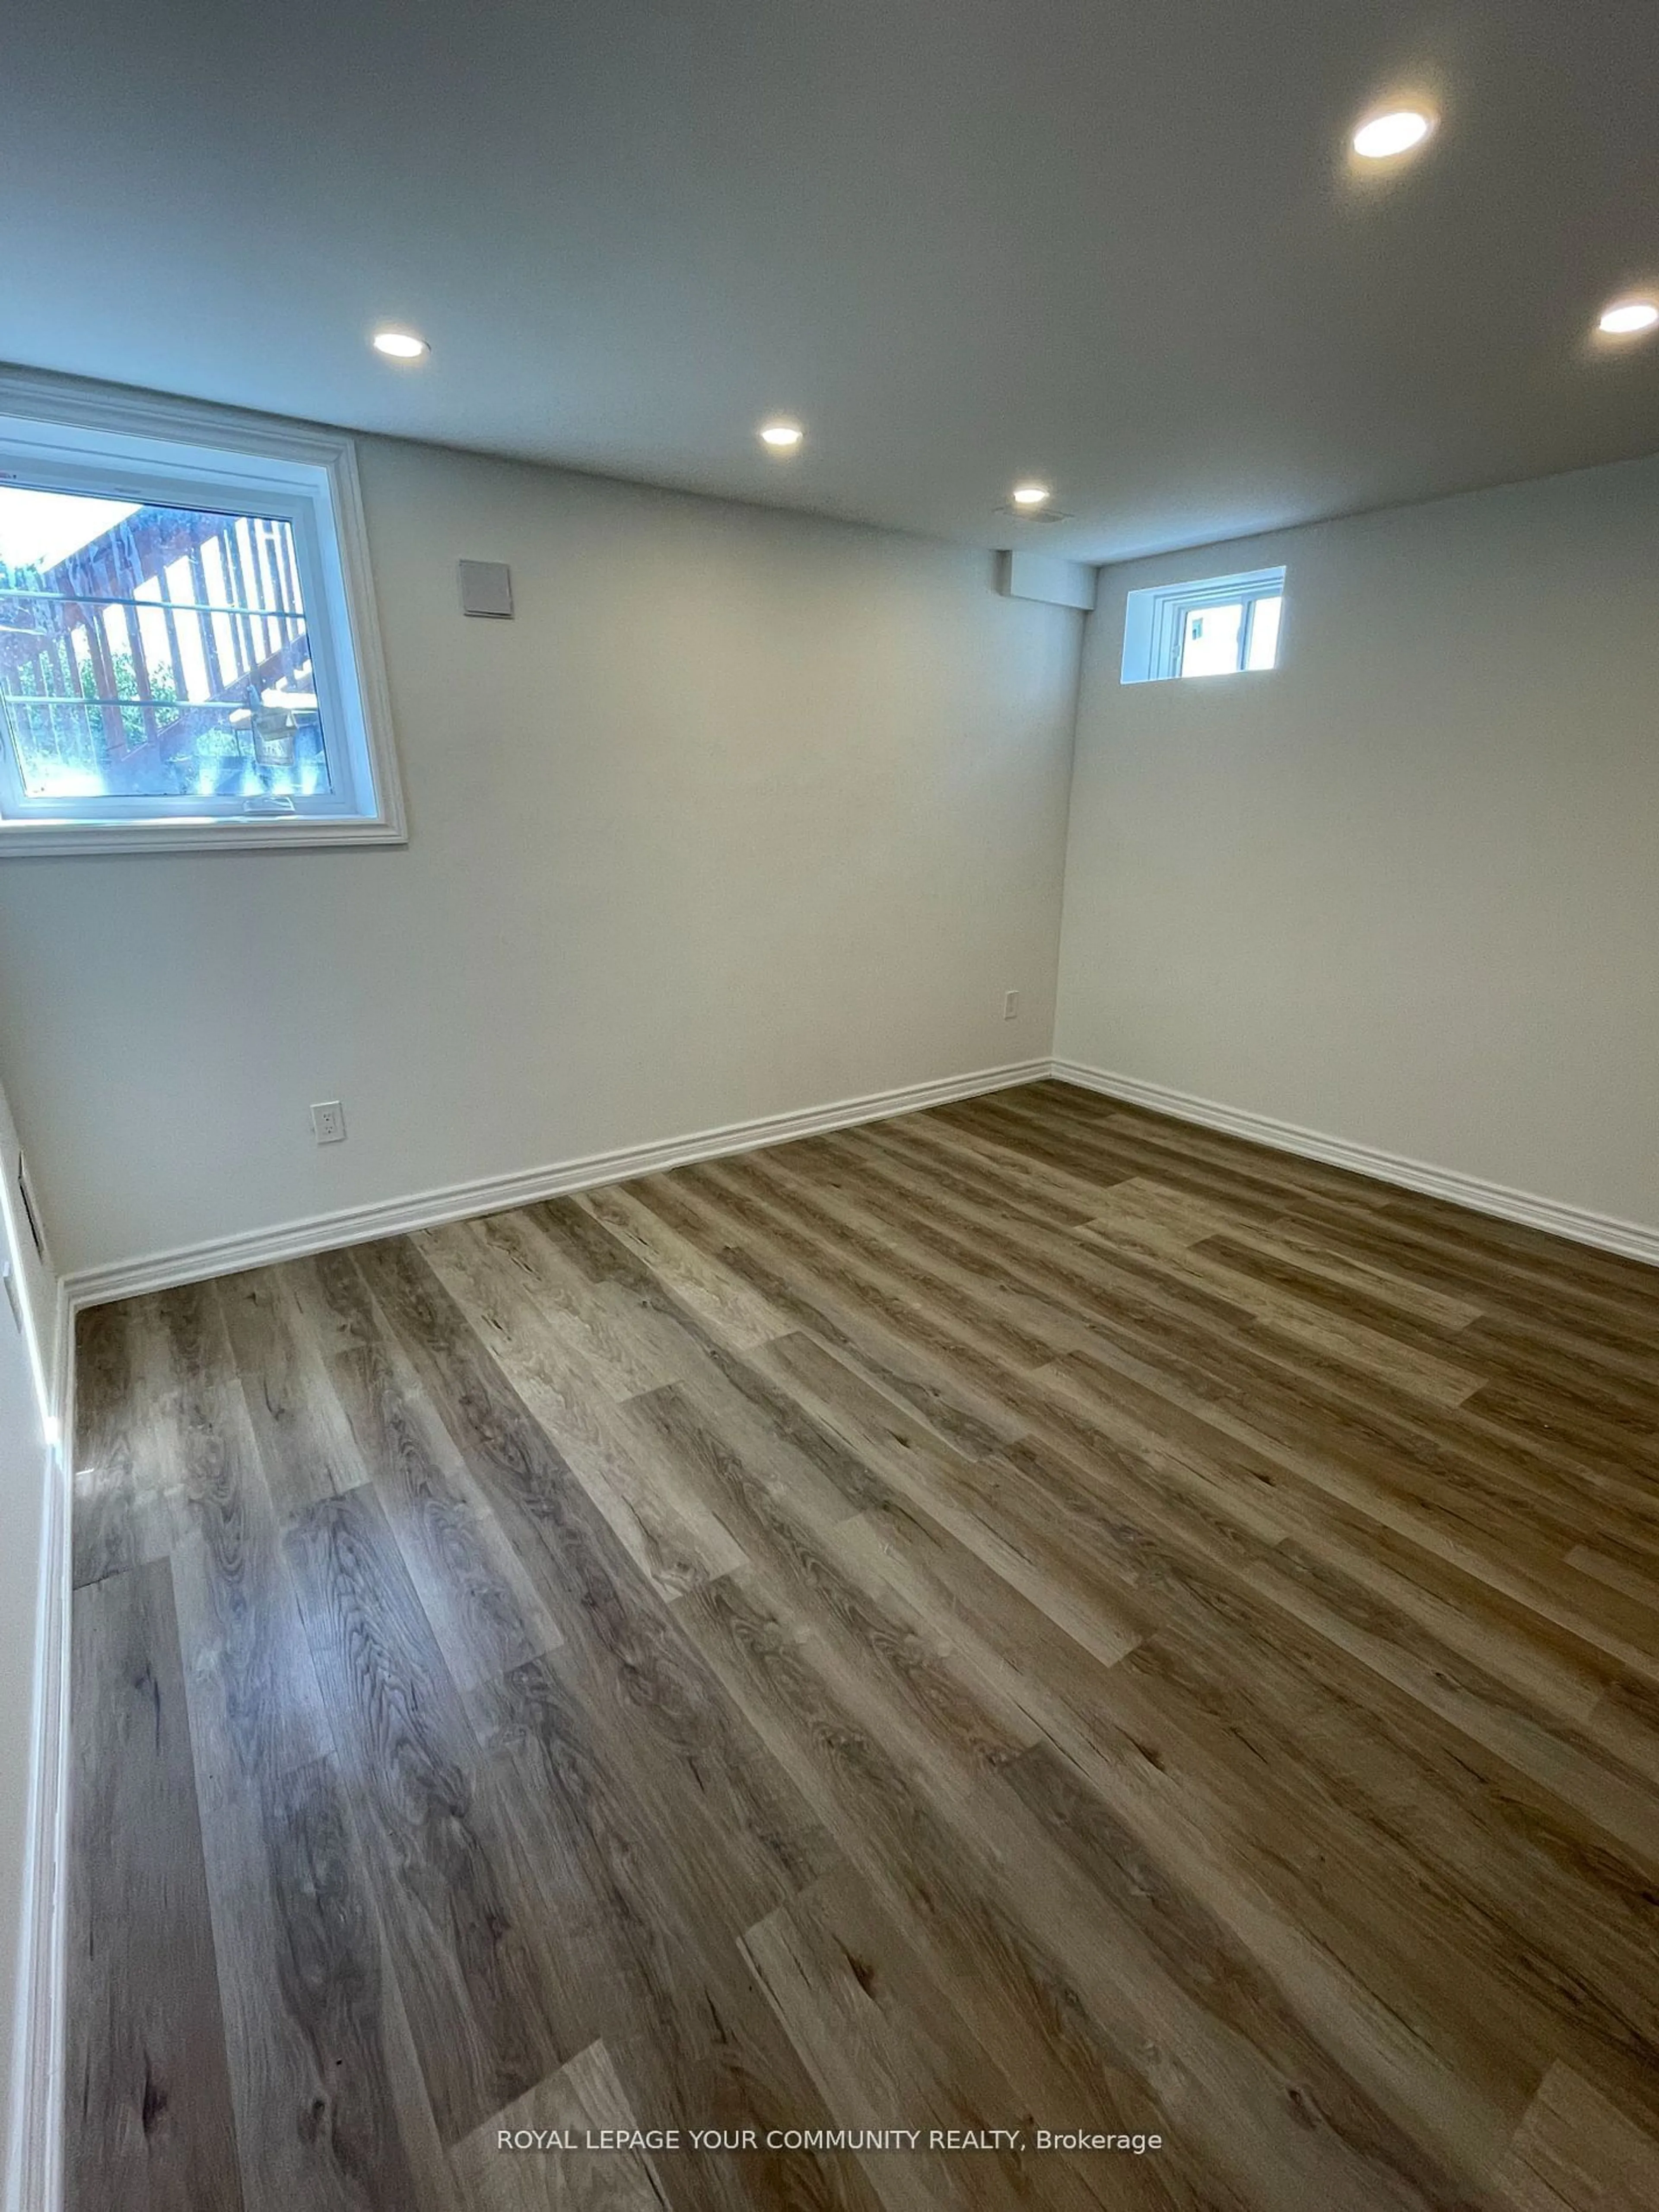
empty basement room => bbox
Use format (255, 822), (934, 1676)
(4, 6), (1659, 2212)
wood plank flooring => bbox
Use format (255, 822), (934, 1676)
(67, 1081), (1659, 2211)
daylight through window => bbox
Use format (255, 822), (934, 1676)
(0, 490), (329, 807)
(0, 378), (402, 852)
(1120, 565), (1288, 684)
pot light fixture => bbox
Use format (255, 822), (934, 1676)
(1597, 296), (1659, 338)
(1011, 482), (1052, 509)
(759, 419), (804, 450)
(1351, 108), (1435, 161)
(372, 328), (429, 361)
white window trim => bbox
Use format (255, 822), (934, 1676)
(0, 367), (405, 857)
(1121, 564), (1287, 685)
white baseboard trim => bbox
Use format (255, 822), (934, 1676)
(5, 1325), (71, 2212)
(64, 1049), (1659, 1310)
(65, 1058), (1052, 1311)
(48, 1283), (72, 1469)
(1052, 1060), (1659, 1268)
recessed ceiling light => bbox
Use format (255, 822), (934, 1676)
(1011, 482), (1051, 508)
(760, 419), (804, 450)
(372, 328), (429, 361)
(1351, 108), (1435, 161)
(1597, 296), (1659, 338)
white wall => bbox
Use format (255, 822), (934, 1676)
(1055, 451), (1659, 1234)
(0, 436), (1082, 1280)
(0, 1065), (54, 2211)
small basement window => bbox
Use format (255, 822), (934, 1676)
(1121, 565), (1287, 684)
(0, 372), (403, 855)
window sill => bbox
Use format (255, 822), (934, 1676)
(0, 814), (407, 858)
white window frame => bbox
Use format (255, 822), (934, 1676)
(0, 368), (404, 856)
(1120, 564), (1287, 685)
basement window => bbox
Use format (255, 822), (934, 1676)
(0, 372), (403, 855)
(1120, 565), (1287, 684)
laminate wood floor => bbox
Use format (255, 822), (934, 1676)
(67, 1081), (1659, 2212)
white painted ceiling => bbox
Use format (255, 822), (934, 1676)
(4, 0), (1657, 560)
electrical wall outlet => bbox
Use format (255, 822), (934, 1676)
(311, 1100), (347, 1145)
(1003, 989), (1020, 1020)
